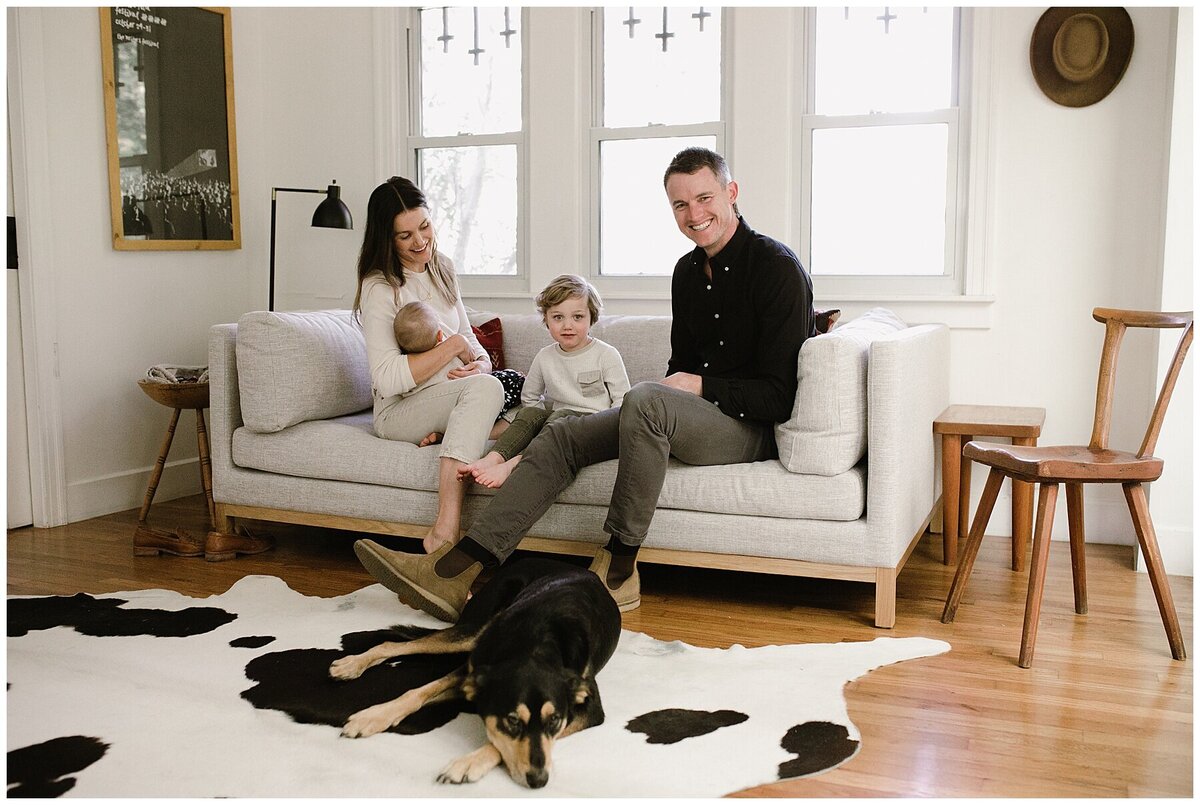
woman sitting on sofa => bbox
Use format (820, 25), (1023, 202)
(352, 176), (507, 554)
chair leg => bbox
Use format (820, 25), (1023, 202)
(1065, 483), (1087, 615)
(941, 434), (962, 565)
(1019, 482), (1059, 668)
(941, 468), (1005, 623)
(1122, 483), (1186, 661)
(138, 406), (181, 524)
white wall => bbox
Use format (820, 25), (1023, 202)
(9, 8), (1191, 573)
(7, 7), (378, 523)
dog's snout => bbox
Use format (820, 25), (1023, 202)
(526, 769), (549, 789)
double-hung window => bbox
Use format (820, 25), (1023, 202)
(591, 7), (726, 282)
(409, 6), (524, 278)
(799, 7), (969, 296)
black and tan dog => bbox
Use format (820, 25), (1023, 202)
(329, 556), (621, 788)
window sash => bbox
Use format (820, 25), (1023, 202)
(798, 7), (968, 297)
(406, 7), (529, 289)
(587, 8), (729, 292)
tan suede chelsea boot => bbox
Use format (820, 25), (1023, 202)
(588, 547), (641, 612)
(354, 539), (480, 622)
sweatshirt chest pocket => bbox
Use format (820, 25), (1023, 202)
(577, 370), (605, 397)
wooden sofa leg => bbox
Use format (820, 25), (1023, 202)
(212, 504), (235, 535)
(874, 568), (897, 629)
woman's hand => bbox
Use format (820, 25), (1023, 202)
(448, 359), (489, 378)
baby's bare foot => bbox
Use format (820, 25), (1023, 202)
(472, 456), (521, 489)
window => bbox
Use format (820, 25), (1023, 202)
(800, 7), (967, 295)
(410, 6), (523, 277)
(592, 7), (725, 279)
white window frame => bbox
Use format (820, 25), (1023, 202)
(795, 7), (981, 299)
(402, 6), (531, 297)
(585, 7), (730, 300)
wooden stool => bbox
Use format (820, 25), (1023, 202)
(934, 404), (1045, 570)
(134, 380), (215, 554)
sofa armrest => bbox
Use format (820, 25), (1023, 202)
(208, 323), (242, 500)
(864, 324), (950, 560)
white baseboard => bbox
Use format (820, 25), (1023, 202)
(66, 459), (206, 525)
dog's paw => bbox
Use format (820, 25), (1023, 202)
(340, 704), (398, 738)
(329, 655), (367, 681)
(436, 745), (501, 784)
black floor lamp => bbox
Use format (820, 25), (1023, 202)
(269, 181), (354, 311)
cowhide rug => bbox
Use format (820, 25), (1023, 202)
(7, 574), (949, 797)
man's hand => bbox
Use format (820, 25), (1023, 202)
(659, 372), (703, 396)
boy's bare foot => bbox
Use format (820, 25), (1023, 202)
(471, 456), (521, 489)
(456, 452), (504, 481)
(419, 432), (443, 447)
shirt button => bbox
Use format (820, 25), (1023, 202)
(714, 401), (719, 406)
(725, 266), (730, 271)
(719, 340), (724, 346)
(706, 285), (712, 290)
(714, 314), (719, 319)
(739, 413), (744, 418)
(703, 363), (709, 368)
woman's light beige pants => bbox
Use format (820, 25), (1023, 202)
(374, 373), (505, 463)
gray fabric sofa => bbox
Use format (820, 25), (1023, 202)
(209, 307), (949, 627)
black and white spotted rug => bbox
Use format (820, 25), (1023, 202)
(7, 575), (949, 797)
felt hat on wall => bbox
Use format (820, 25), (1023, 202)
(1030, 7), (1134, 108)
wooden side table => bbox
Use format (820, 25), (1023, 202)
(933, 404), (1046, 570)
(134, 380), (215, 554)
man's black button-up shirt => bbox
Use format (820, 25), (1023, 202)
(666, 216), (815, 424)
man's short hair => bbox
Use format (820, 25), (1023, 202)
(535, 274), (603, 325)
(663, 147), (733, 188)
(392, 301), (440, 353)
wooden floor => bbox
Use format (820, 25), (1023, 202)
(8, 494), (1193, 797)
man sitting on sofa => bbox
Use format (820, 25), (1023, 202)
(353, 147), (816, 620)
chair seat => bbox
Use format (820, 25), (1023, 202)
(963, 441), (1164, 483)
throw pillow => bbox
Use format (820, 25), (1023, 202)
(775, 307), (907, 475)
(472, 317), (506, 370)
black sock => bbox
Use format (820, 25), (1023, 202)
(604, 534), (639, 587)
(434, 537), (498, 577)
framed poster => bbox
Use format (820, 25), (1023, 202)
(100, 7), (241, 250)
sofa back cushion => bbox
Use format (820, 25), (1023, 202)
(468, 310), (672, 386)
(775, 307), (908, 475)
(236, 310), (371, 433)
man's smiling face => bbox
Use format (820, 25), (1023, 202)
(666, 166), (739, 258)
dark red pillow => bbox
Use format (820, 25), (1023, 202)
(471, 317), (506, 370)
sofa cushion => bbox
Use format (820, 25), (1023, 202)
(775, 307), (908, 475)
(236, 310), (371, 434)
(232, 415), (866, 522)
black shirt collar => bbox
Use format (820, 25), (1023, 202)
(690, 215), (751, 271)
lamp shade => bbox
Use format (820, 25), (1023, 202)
(312, 184), (353, 229)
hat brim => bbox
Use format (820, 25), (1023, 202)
(1030, 7), (1135, 108)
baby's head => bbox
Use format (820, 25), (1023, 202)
(393, 301), (442, 353)
(535, 274), (602, 352)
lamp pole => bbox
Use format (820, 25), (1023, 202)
(268, 183), (352, 312)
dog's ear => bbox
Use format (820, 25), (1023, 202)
(463, 666), (487, 702)
(569, 674), (590, 705)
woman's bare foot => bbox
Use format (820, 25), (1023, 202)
(419, 432), (443, 447)
(457, 452), (504, 481)
(471, 456), (521, 489)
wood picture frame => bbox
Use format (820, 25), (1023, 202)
(99, 6), (241, 250)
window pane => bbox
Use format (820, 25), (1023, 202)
(814, 7), (954, 115)
(810, 124), (947, 276)
(603, 7), (721, 127)
(420, 7), (521, 136)
(418, 145), (518, 276)
(599, 136), (714, 276)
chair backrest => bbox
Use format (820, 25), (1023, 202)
(1089, 308), (1194, 457)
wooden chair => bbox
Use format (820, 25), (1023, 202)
(942, 308), (1193, 668)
